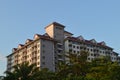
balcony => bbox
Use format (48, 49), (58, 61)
(57, 43), (63, 45)
(57, 48), (63, 50)
(58, 58), (64, 61)
(57, 53), (62, 56)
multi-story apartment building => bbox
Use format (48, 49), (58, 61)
(64, 36), (119, 62)
(7, 22), (119, 72)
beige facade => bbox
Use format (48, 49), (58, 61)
(45, 22), (66, 70)
(7, 22), (119, 72)
(7, 34), (55, 72)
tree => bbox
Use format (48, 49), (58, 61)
(0, 76), (4, 80)
(4, 62), (39, 80)
(108, 62), (120, 80)
(66, 51), (89, 77)
(86, 56), (119, 80)
(56, 50), (89, 80)
(35, 68), (56, 80)
(4, 71), (17, 80)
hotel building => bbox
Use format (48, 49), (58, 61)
(7, 22), (119, 72)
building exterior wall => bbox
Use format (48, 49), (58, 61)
(45, 24), (54, 39)
(7, 22), (119, 72)
(7, 54), (14, 72)
(12, 40), (41, 67)
(64, 38), (118, 62)
(40, 39), (55, 71)
(7, 38), (55, 71)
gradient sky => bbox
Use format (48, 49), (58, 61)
(0, 0), (120, 75)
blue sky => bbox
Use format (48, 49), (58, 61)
(0, 0), (120, 75)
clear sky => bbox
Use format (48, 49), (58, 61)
(0, 0), (120, 75)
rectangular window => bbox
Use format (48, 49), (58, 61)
(42, 56), (45, 59)
(88, 58), (90, 60)
(73, 46), (75, 48)
(42, 44), (45, 47)
(74, 51), (76, 53)
(43, 50), (45, 53)
(77, 46), (79, 49)
(37, 62), (40, 65)
(42, 62), (45, 65)
(91, 54), (93, 56)
(38, 56), (40, 59)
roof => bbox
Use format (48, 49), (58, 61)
(64, 30), (73, 35)
(65, 37), (113, 50)
(45, 22), (65, 29)
(34, 34), (54, 41)
(113, 51), (119, 55)
(11, 34), (55, 54)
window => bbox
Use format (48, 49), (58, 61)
(37, 62), (40, 65)
(42, 56), (45, 59)
(73, 46), (75, 48)
(38, 56), (40, 59)
(43, 40), (45, 42)
(42, 44), (45, 47)
(38, 50), (40, 53)
(69, 49), (72, 52)
(38, 44), (40, 47)
(91, 54), (93, 56)
(74, 50), (76, 53)
(84, 48), (86, 50)
(58, 50), (61, 53)
(111, 57), (113, 60)
(94, 54), (96, 56)
(43, 50), (45, 53)
(69, 44), (72, 47)
(88, 58), (90, 60)
(80, 47), (83, 49)
(114, 58), (116, 60)
(87, 49), (89, 51)
(57, 44), (62, 48)
(42, 62), (45, 65)
(103, 51), (104, 54)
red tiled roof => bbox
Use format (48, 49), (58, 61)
(34, 34), (54, 41)
(64, 30), (73, 35)
(18, 44), (24, 46)
(27, 39), (33, 41)
(11, 34), (55, 54)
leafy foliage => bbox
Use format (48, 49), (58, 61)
(2, 51), (120, 80)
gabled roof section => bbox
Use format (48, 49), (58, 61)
(34, 34), (41, 40)
(77, 35), (84, 41)
(18, 44), (24, 49)
(45, 22), (65, 29)
(90, 39), (97, 44)
(98, 41), (106, 46)
(64, 31), (73, 35)
(65, 36), (113, 50)
(113, 51), (119, 56)
(43, 33), (49, 36)
(12, 48), (17, 52)
(25, 39), (33, 44)
(12, 33), (55, 53)
(64, 31), (73, 38)
(33, 34), (54, 41)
